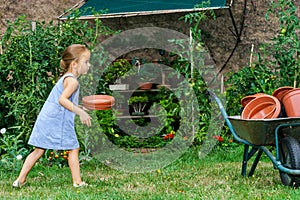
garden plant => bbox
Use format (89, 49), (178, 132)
(226, 0), (300, 116)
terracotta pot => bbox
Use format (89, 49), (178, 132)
(82, 95), (115, 110)
(272, 86), (294, 101)
(83, 104), (113, 110)
(281, 88), (300, 117)
(240, 93), (265, 107)
(248, 102), (276, 119)
(139, 82), (153, 90)
(241, 95), (281, 119)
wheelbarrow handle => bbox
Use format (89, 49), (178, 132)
(209, 91), (253, 146)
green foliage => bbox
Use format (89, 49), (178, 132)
(102, 59), (133, 84)
(226, 62), (277, 115)
(265, 0), (300, 87)
(189, 71), (211, 144)
(169, 40), (212, 145)
(0, 128), (29, 172)
(225, 0), (300, 116)
(96, 59), (133, 94)
(128, 96), (149, 104)
(180, 1), (216, 40)
(128, 96), (148, 113)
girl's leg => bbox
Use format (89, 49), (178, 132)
(68, 148), (83, 184)
(15, 147), (45, 184)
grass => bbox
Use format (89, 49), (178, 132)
(1, 145), (300, 200)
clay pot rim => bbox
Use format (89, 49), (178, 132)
(242, 95), (281, 119)
(83, 103), (114, 107)
(82, 95), (115, 105)
(240, 93), (266, 107)
(272, 86), (294, 101)
(281, 88), (300, 117)
(84, 105), (112, 110)
(282, 88), (300, 101)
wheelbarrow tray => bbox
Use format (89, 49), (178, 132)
(228, 116), (300, 145)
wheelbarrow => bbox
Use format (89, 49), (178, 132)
(211, 92), (300, 187)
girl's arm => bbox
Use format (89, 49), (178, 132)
(59, 76), (92, 127)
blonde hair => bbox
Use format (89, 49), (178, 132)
(60, 44), (89, 73)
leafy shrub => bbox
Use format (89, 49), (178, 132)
(226, 0), (299, 116)
(0, 127), (29, 172)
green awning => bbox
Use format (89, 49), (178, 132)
(70, 0), (227, 18)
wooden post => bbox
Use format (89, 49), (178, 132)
(249, 44), (254, 67)
(189, 28), (194, 79)
(189, 28), (195, 136)
(31, 21), (36, 32)
(221, 74), (224, 94)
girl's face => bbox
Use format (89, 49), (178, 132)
(77, 50), (91, 75)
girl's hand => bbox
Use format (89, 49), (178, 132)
(79, 110), (92, 127)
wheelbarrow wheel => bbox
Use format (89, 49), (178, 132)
(279, 136), (300, 187)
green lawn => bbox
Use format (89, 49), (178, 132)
(1, 146), (300, 200)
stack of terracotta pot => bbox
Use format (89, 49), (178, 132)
(82, 95), (115, 110)
(241, 86), (300, 119)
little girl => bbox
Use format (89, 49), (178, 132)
(13, 44), (92, 188)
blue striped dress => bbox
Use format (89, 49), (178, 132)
(28, 73), (80, 150)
